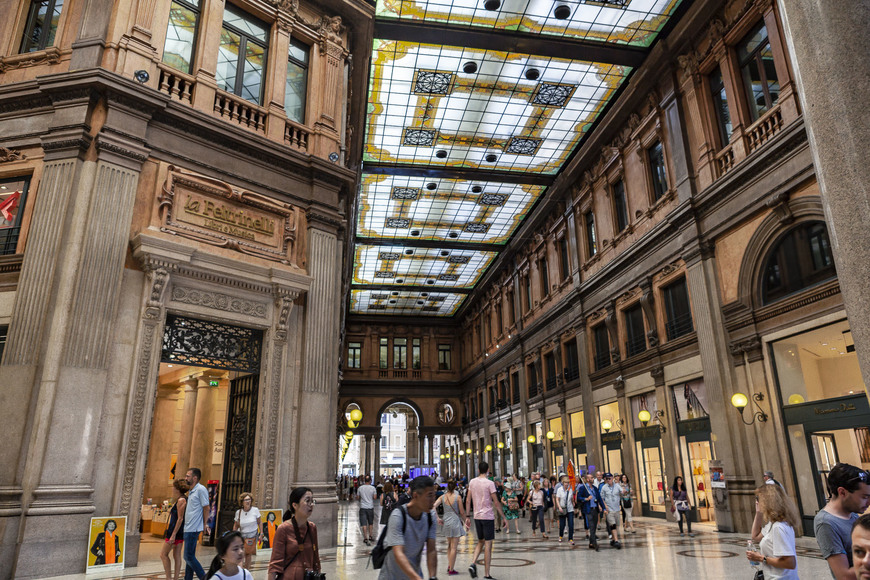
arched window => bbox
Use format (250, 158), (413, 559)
(761, 221), (836, 304)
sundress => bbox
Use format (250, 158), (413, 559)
(502, 489), (520, 520)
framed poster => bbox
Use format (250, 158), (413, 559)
(86, 516), (126, 574)
(259, 509), (283, 549)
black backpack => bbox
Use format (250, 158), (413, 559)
(369, 505), (433, 569)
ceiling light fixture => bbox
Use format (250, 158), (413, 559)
(435, 149), (448, 158)
(485, 153), (498, 162)
(471, 185), (483, 193)
(483, 0), (501, 11)
(463, 61), (478, 74)
(404, 249), (414, 254)
(553, 4), (571, 19)
(525, 68), (540, 80)
(426, 182), (437, 190)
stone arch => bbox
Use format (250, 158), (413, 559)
(377, 398), (425, 427)
(737, 195), (830, 309)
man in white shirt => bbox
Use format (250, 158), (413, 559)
(358, 474), (378, 545)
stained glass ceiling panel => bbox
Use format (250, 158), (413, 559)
(375, 0), (682, 48)
(351, 288), (466, 316)
(358, 173), (545, 244)
(354, 244), (497, 288)
(365, 40), (629, 174)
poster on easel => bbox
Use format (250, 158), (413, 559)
(86, 516), (126, 574)
(203, 480), (219, 546)
(259, 509), (283, 549)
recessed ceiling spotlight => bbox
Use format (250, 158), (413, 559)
(553, 4), (571, 19)
(404, 249), (414, 255)
(525, 68), (540, 81)
(483, 0), (500, 10)
(485, 153), (498, 162)
(392, 291), (400, 295)
(426, 182), (437, 190)
(410, 230), (420, 236)
(417, 300), (424, 305)
(441, 250), (450, 256)
(463, 61), (478, 74)
(448, 232), (459, 238)
(471, 185), (483, 193)
(421, 292), (429, 297)
(396, 278), (404, 283)
(389, 299), (397, 304)
(426, 279), (435, 285)
(435, 149), (448, 158)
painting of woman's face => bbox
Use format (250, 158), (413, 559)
(106, 520), (116, 532)
(267, 512), (276, 522)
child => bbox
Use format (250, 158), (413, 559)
(205, 530), (253, 580)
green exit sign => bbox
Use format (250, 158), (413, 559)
(209, 380), (219, 386)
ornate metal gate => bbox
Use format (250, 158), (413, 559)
(217, 373), (260, 534)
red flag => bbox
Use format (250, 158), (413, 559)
(0, 191), (20, 222)
(567, 460), (576, 491)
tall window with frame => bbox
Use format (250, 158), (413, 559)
(216, 4), (269, 104)
(662, 277), (694, 340)
(737, 22), (780, 122)
(379, 337), (388, 369)
(648, 141), (668, 201)
(612, 179), (629, 233)
(438, 344), (451, 370)
(539, 257), (549, 297)
(524, 274), (532, 313)
(709, 66), (733, 147)
(623, 303), (646, 357)
(20, 0), (64, 53)
(411, 338), (421, 370)
(584, 211), (597, 258)
(285, 37), (309, 123)
(393, 338), (407, 369)
(0, 324), (7, 361)
(527, 362), (539, 398)
(507, 291), (515, 326)
(346, 342), (361, 369)
(593, 323), (610, 371)
(495, 303), (502, 337)
(162, 0), (200, 73)
(558, 236), (570, 280)
(762, 221), (836, 305)
(0, 177), (30, 255)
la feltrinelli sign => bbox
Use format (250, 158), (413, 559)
(158, 166), (300, 265)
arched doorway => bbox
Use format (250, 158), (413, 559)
(379, 402), (420, 478)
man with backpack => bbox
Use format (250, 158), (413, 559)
(376, 475), (438, 580)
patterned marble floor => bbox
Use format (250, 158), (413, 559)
(48, 502), (831, 579)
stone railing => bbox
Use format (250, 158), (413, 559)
(745, 105), (783, 154)
(715, 144), (736, 178)
(157, 64), (195, 104)
(284, 119), (310, 152)
(213, 90), (268, 134)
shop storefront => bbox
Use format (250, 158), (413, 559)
(598, 401), (623, 473)
(672, 379), (716, 523)
(549, 417), (565, 474)
(631, 394), (667, 518)
(771, 319), (870, 534)
(570, 411), (587, 473)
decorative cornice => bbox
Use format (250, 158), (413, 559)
(95, 138), (148, 162)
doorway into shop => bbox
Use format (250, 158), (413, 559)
(771, 318), (870, 534)
(137, 314), (263, 565)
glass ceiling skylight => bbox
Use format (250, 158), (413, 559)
(353, 245), (498, 288)
(351, 289), (467, 316)
(358, 174), (545, 244)
(376, 0), (682, 48)
(365, 40), (629, 174)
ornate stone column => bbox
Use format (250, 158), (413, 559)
(175, 377), (198, 477)
(189, 374), (220, 481)
(144, 386), (181, 502)
(577, 326), (602, 472)
(776, 0), (870, 396)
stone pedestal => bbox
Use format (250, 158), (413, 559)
(776, 1), (870, 396)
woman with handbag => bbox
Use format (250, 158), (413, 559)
(670, 476), (694, 537)
(268, 487), (321, 580)
(619, 475), (636, 534)
(746, 484), (799, 579)
(527, 481), (548, 539)
(502, 482), (521, 534)
(434, 480), (468, 576)
(232, 492), (262, 571)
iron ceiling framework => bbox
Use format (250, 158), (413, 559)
(351, 0), (684, 317)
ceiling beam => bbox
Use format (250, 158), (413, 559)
(374, 19), (648, 68)
(350, 283), (473, 294)
(362, 162), (555, 186)
(355, 237), (502, 253)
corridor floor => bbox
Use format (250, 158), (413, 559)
(49, 501), (831, 579)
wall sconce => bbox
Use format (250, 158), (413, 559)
(345, 430), (353, 438)
(638, 409), (667, 433)
(440, 454), (446, 459)
(485, 444), (493, 452)
(459, 450), (465, 456)
(527, 435), (536, 443)
(731, 392), (768, 425)
(601, 418), (625, 439)
(445, 453), (450, 459)
(466, 447), (472, 454)
(497, 441), (504, 449)
(546, 430), (555, 440)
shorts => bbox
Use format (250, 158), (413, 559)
(605, 511), (621, 527)
(359, 508), (374, 526)
(164, 538), (184, 545)
(474, 519), (495, 541)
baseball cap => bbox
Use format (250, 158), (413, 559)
(604, 472), (613, 478)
